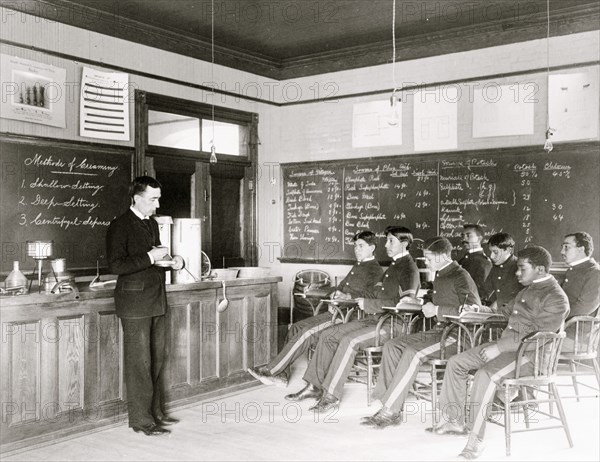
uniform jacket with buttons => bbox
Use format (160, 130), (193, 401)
(363, 254), (420, 314)
(336, 259), (384, 299)
(431, 261), (481, 319)
(561, 258), (600, 318)
(496, 277), (569, 353)
(107, 209), (167, 319)
(481, 255), (523, 313)
(458, 250), (492, 299)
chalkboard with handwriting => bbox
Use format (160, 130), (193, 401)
(0, 135), (132, 273)
(281, 142), (600, 263)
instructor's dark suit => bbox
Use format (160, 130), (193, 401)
(107, 209), (168, 427)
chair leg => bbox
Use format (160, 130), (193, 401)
(568, 360), (580, 401)
(521, 386), (530, 429)
(367, 353), (373, 406)
(592, 358), (600, 388)
(464, 377), (471, 426)
(504, 385), (512, 456)
(549, 382), (574, 448)
(431, 365), (439, 428)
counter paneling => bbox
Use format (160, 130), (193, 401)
(0, 277), (281, 455)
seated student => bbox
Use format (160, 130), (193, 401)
(295, 226), (420, 412)
(458, 224), (492, 298)
(431, 245), (569, 460)
(360, 236), (480, 428)
(247, 230), (383, 387)
(560, 232), (600, 318)
(475, 232), (523, 315)
(560, 232), (600, 353)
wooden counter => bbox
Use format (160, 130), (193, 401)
(0, 277), (281, 455)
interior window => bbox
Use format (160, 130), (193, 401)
(201, 120), (245, 156)
(148, 110), (200, 150)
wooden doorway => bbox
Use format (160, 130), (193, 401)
(205, 163), (247, 269)
(135, 91), (258, 270)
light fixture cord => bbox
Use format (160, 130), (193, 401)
(545, 0), (550, 131)
(208, 0), (217, 163)
(391, 0), (398, 92)
(543, 0), (555, 153)
(211, 0), (215, 146)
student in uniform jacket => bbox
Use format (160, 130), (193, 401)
(478, 232), (523, 314)
(560, 232), (600, 318)
(360, 236), (480, 429)
(107, 176), (184, 436)
(431, 245), (569, 460)
(247, 231), (383, 388)
(458, 224), (492, 299)
(559, 232), (600, 353)
(294, 226), (420, 411)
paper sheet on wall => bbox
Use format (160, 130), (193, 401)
(80, 67), (130, 141)
(413, 86), (458, 151)
(549, 72), (599, 141)
(352, 100), (402, 148)
(472, 84), (534, 137)
(0, 54), (66, 128)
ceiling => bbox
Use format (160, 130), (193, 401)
(5, 0), (600, 79)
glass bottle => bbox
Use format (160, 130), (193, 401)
(5, 261), (28, 291)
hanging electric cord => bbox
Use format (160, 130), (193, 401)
(387, 0), (400, 126)
(544, 0), (555, 152)
(209, 0), (217, 163)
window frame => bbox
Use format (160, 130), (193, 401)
(136, 91), (255, 168)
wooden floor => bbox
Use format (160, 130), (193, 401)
(4, 357), (599, 462)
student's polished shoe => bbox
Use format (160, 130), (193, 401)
(360, 408), (385, 426)
(425, 421), (467, 435)
(284, 384), (322, 402)
(308, 392), (339, 412)
(458, 433), (485, 459)
(360, 412), (379, 425)
(247, 367), (288, 387)
(268, 372), (289, 387)
(247, 366), (271, 384)
(132, 423), (171, 436)
(367, 408), (402, 429)
(156, 415), (180, 426)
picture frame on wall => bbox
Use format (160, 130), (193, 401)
(0, 54), (67, 128)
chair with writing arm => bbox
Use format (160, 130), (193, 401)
(306, 298), (361, 362)
(487, 331), (573, 456)
(463, 318), (509, 423)
(289, 269), (332, 326)
(471, 318), (509, 347)
(348, 309), (420, 405)
(410, 319), (475, 428)
(557, 314), (600, 400)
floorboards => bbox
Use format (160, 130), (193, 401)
(4, 358), (599, 461)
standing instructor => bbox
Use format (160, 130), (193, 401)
(107, 176), (183, 436)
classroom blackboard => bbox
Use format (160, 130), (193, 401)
(0, 135), (132, 274)
(281, 142), (600, 264)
